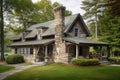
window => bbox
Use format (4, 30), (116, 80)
(17, 48), (31, 55)
(74, 28), (78, 37)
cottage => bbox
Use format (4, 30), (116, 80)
(10, 6), (110, 63)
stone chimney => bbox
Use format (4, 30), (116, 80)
(54, 6), (65, 43)
(54, 6), (68, 63)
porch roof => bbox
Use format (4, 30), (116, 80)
(64, 37), (109, 45)
(10, 39), (54, 46)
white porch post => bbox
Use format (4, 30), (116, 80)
(76, 44), (79, 59)
(33, 47), (37, 57)
(45, 45), (48, 57)
(33, 47), (37, 62)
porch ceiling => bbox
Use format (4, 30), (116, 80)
(64, 37), (109, 45)
(10, 39), (54, 46)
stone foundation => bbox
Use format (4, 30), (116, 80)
(23, 55), (35, 63)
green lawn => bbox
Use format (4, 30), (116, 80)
(0, 65), (14, 73)
(4, 64), (120, 80)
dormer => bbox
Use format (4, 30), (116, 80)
(22, 30), (31, 41)
(36, 26), (48, 40)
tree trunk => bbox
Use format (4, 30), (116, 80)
(0, 0), (5, 61)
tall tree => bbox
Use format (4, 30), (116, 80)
(0, 0), (5, 61)
(81, 0), (103, 39)
(98, 0), (120, 52)
(100, 0), (120, 16)
(6, 0), (35, 31)
(7, 0), (72, 32)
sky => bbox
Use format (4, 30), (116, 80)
(32, 0), (85, 15)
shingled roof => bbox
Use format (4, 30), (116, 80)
(13, 13), (90, 40)
(11, 39), (54, 46)
(64, 37), (109, 45)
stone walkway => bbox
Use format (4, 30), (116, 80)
(0, 62), (45, 80)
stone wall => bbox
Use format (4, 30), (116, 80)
(23, 54), (35, 63)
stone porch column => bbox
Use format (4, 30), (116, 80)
(45, 45), (48, 57)
(76, 44), (79, 59)
(33, 47), (37, 58)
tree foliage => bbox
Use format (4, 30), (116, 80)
(99, 0), (120, 51)
(81, 0), (120, 52)
(101, 0), (120, 16)
(81, 0), (104, 38)
(6, 0), (72, 32)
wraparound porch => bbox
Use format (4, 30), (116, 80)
(64, 37), (110, 62)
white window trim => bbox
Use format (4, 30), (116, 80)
(74, 28), (79, 37)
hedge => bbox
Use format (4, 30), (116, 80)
(109, 57), (120, 64)
(6, 54), (24, 64)
(72, 58), (100, 66)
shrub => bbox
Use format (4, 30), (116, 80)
(109, 57), (120, 64)
(6, 54), (24, 64)
(72, 58), (100, 66)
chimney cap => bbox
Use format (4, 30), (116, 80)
(54, 5), (66, 12)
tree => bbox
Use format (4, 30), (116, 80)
(98, 0), (120, 52)
(0, 0), (5, 61)
(81, 0), (120, 52)
(5, 0), (35, 31)
(100, 0), (120, 16)
(7, 0), (72, 32)
(81, 0), (104, 39)
(110, 0), (120, 16)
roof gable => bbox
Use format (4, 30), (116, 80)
(64, 14), (91, 36)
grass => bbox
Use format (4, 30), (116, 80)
(4, 64), (120, 80)
(0, 65), (14, 73)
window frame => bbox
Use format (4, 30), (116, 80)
(74, 28), (79, 37)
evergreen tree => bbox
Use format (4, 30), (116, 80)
(99, 0), (120, 51)
(81, 0), (120, 52)
(81, 0), (103, 39)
